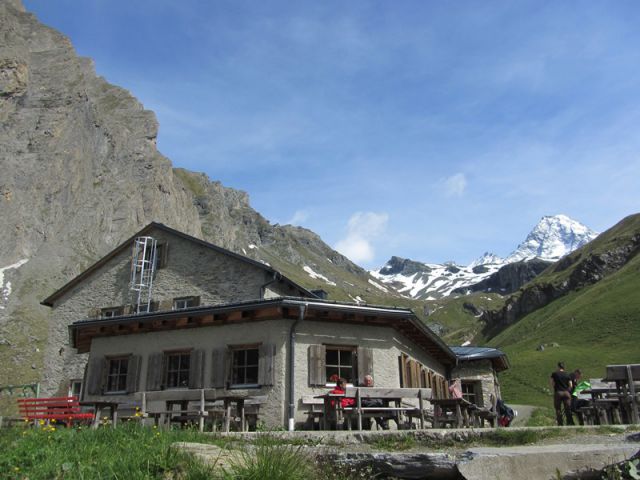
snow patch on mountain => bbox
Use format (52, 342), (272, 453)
(303, 265), (337, 286)
(1, 259), (29, 309)
(367, 278), (389, 293)
(371, 215), (598, 300)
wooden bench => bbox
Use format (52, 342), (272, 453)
(474, 394), (498, 428)
(324, 387), (432, 430)
(141, 389), (266, 432)
(17, 396), (94, 427)
(302, 395), (325, 430)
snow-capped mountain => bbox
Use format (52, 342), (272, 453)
(506, 214), (598, 263)
(371, 215), (598, 300)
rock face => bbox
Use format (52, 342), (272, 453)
(0, 1), (392, 391)
(453, 259), (551, 296)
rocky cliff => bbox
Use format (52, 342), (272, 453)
(452, 258), (551, 296)
(0, 1), (404, 393)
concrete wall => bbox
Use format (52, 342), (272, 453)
(83, 318), (448, 428)
(43, 227), (302, 395)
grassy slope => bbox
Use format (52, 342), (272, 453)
(424, 293), (505, 344)
(490, 250), (640, 407)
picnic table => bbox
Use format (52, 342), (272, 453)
(431, 397), (476, 428)
(603, 364), (640, 424)
(82, 389), (265, 432)
(141, 389), (265, 432)
(316, 387), (432, 430)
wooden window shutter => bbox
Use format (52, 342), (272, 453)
(211, 348), (227, 388)
(308, 344), (326, 386)
(411, 360), (420, 388)
(125, 355), (141, 393)
(188, 350), (204, 389)
(123, 304), (133, 315)
(146, 352), (165, 391)
(356, 347), (374, 386)
(157, 242), (169, 268)
(258, 344), (276, 386)
(86, 356), (105, 395)
(149, 301), (159, 312)
(87, 308), (100, 319)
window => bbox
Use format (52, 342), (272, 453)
(325, 346), (356, 384)
(106, 357), (129, 393)
(461, 381), (480, 405)
(68, 379), (82, 397)
(165, 352), (191, 388)
(101, 307), (124, 319)
(173, 296), (200, 310)
(230, 347), (259, 387)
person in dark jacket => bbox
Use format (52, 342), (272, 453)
(550, 362), (574, 426)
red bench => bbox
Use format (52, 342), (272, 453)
(17, 396), (94, 426)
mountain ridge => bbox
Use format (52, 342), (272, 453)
(371, 214), (598, 300)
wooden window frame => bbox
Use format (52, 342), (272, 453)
(101, 306), (124, 319)
(173, 296), (200, 310)
(325, 345), (357, 386)
(229, 344), (260, 388)
(461, 380), (480, 405)
(105, 356), (129, 394)
(164, 351), (191, 389)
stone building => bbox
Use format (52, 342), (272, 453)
(449, 346), (510, 409)
(42, 222), (456, 429)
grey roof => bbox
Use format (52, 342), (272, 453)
(449, 346), (510, 371)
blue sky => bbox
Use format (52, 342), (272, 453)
(23, 0), (640, 268)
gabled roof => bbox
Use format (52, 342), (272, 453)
(449, 346), (510, 372)
(41, 222), (314, 307)
(69, 297), (457, 365)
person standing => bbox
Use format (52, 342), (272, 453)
(550, 362), (574, 426)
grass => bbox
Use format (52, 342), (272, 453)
(492, 251), (640, 406)
(2, 423), (632, 479)
(0, 423), (229, 480)
(0, 425), (378, 480)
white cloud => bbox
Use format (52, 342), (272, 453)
(444, 173), (467, 197)
(286, 209), (309, 225)
(334, 212), (389, 263)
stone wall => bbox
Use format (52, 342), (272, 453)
(82, 318), (448, 428)
(451, 359), (499, 408)
(43, 227), (301, 395)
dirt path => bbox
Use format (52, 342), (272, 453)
(508, 404), (536, 427)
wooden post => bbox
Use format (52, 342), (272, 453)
(627, 365), (639, 424)
(224, 399), (231, 433)
(111, 405), (118, 430)
(92, 405), (102, 429)
(455, 402), (463, 428)
(418, 390), (425, 429)
(356, 389), (362, 431)
(240, 400), (246, 432)
(199, 389), (205, 433)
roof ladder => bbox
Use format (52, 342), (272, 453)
(130, 236), (157, 314)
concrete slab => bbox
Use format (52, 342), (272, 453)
(457, 443), (640, 480)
